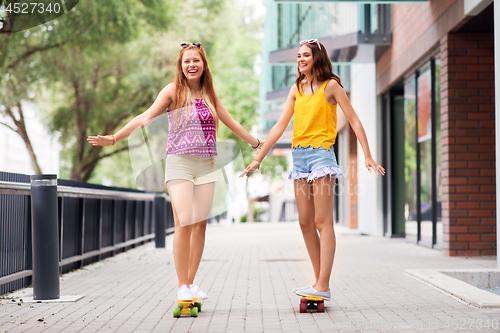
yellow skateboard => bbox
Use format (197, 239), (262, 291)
(173, 298), (201, 318)
(299, 296), (325, 313)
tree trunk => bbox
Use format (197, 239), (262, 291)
(71, 80), (89, 181)
(70, 65), (100, 181)
(4, 103), (43, 174)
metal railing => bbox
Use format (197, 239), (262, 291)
(0, 171), (174, 295)
(280, 199), (298, 222)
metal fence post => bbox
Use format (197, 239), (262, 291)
(154, 193), (166, 248)
(30, 174), (59, 300)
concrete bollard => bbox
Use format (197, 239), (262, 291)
(154, 193), (166, 248)
(30, 174), (60, 300)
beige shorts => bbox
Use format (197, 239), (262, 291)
(165, 154), (218, 185)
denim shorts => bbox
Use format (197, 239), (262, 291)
(289, 146), (342, 182)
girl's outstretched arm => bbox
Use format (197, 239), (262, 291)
(239, 85), (296, 177)
(87, 83), (175, 146)
(327, 80), (385, 176)
(216, 96), (261, 149)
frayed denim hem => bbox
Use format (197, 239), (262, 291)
(288, 166), (343, 183)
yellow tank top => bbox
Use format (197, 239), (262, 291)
(292, 80), (337, 150)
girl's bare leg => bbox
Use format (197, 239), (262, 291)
(188, 181), (215, 284)
(311, 176), (336, 292)
(294, 179), (320, 282)
(167, 179), (195, 288)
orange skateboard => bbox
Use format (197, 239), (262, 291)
(299, 296), (325, 313)
(173, 298), (201, 318)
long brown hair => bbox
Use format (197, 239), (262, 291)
(173, 44), (219, 131)
(295, 41), (343, 95)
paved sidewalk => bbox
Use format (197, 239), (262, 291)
(1, 223), (499, 332)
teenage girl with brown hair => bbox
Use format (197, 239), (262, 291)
(241, 39), (384, 301)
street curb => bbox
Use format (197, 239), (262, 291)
(405, 269), (500, 308)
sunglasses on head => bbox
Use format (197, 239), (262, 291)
(300, 39), (321, 50)
(181, 42), (202, 48)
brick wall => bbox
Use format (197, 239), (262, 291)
(440, 32), (496, 256)
(377, 0), (463, 94)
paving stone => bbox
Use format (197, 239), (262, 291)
(1, 223), (499, 332)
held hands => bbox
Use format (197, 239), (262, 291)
(87, 135), (115, 147)
(239, 160), (261, 178)
(240, 138), (264, 177)
(365, 157), (385, 176)
(254, 139), (265, 150)
(252, 139), (264, 151)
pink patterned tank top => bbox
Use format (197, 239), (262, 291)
(165, 99), (217, 156)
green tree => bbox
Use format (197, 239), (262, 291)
(45, 35), (175, 181)
(34, 0), (174, 180)
(0, 59), (45, 173)
(1, 9), (66, 173)
(0, 0), (174, 177)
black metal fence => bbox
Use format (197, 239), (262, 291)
(0, 171), (174, 295)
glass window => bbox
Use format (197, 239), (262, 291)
(276, 3), (336, 50)
(402, 59), (442, 248)
(272, 65), (296, 91)
(435, 58), (442, 248)
(404, 76), (417, 242)
(418, 64), (433, 247)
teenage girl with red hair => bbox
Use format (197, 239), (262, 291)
(89, 43), (261, 302)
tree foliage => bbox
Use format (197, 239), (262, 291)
(1, 0), (176, 177)
(2, 0), (272, 187)
(209, 0), (261, 166)
(26, 0), (175, 180)
(44, 35), (176, 181)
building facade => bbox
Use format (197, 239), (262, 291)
(378, 0), (495, 255)
(261, 0), (496, 256)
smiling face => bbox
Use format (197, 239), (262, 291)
(182, 49), (204, 81)
(297, 44), (313, 74)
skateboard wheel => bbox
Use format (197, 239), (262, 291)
(307, 301), (317, 310)
(317, 302), (325, 313)
(196, 302), (202, 312)
(178, 304), (184, 309)
(173, 308), (181, 318)
(299, 303), (307, 313)
(190, 306), (198, 317)
(300, 298), (307, 304)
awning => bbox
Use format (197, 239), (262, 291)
(269, 32), (391, 64)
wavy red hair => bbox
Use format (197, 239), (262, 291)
(173, 45), (219, 130)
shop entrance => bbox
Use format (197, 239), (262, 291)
(383, 57), (442, 249)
